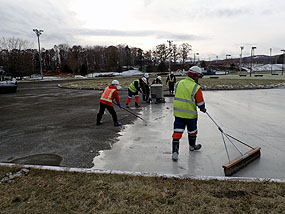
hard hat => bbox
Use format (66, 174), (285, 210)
(171, 71), (174, 75)
(144, 73), (149, 78)
(157, 76), (162, 80)
(111, 80), (121, 89)
(189, 66), (202, 75)
(141, 77), (147, 84)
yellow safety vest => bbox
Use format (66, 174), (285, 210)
(129, 80), (140, 93)
(173, 77), (200, 119)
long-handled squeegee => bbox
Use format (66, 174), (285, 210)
(206, 112), (261, 176)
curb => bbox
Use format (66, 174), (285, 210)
(1, 163), (284, 183)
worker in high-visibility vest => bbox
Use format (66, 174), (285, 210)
(97, 80), (122, 127)
(126, 77), (147, 108)
(166, 71), (176, 94)
(171, 66), (207, 161)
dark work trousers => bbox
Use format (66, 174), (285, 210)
(169, 82), (175, 93)
(142, 84), (150, 101)
(97, 103), (118, 123)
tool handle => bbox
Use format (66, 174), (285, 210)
(206, 112), (224, 133)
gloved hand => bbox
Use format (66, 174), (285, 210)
(200, 108), (207, 113)
(118, 104), (122, 108)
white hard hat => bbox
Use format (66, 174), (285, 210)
(189, 66), (202, 75)
(157, 76), (162, 80)
(144, 73), (149, 78)
(171, 71), (174, 75)
(111, 80), (121, 89)
(141, 77), (147, 84)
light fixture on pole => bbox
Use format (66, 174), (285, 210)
(167, 40), (173, 72)
(33, 29), (44, 79)
(194, 53), (199, 64)
(250, 47), (256, 77)
(240, 46), (244, 73)
(281, 49), (285, 75)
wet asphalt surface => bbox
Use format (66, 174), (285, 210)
(0, 81), (137, 168)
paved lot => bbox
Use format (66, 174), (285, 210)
(93, 88), (285, 179)
(0, 81), (137, 168)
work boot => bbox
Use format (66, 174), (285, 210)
(172, 139), (180, 161)
(96, 121), (103, 126)
(126, 103), (129, 108)
(188, 136), (202, 151)
(135, 102), (140, 108)
(114, 121), (121, 127)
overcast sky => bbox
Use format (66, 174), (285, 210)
(1, 0), (285, 60)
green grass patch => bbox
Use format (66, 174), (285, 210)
(1, 166), (284, 213)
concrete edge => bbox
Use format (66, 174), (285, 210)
(1, 163), (284, 183)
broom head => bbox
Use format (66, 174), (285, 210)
(223, 147), (261, 176)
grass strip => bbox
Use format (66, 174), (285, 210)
(1, 166), (284, 213)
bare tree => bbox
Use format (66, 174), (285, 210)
(179, 43), (192, 64)
(0, 37), (32, 51)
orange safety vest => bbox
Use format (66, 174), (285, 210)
(100, 87), (116, 104)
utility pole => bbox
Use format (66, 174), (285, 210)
(167, 40), (173, 72)
(281, 49), (285, 75)
(240, 46), (244, 74)
(250, 47), (256, 77)
(33, 29), (44, 79)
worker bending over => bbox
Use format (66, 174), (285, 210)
(97, 80), (122, 127)
(152, 76), (162, 85)
(172, 66), (207, 161)
(126, 77), (147, 108)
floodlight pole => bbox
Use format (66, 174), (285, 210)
(270, 48), (272, 75)
(194, 53), (199, 64)
(167, 40), (173, 73)
(33, 29), (44, 79)
(250, 47), (256, 77)
(240, 46), (244, 74)
(281, 49), (285, 75)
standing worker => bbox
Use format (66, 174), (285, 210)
(142, 73), (150, 101)
(166, 71), (176, 94)
(97, 80), (122, 127)
(171, 66), (207, 161)
(126, 77), (147, 108)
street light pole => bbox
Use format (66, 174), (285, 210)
(194, 53), (199, 64)
(281, 49), (285, 75)
(250, 47), (256, 77)
(270, 48), (272, 75)
(226, 54), (231, 74)
(240, 46), (244, 74)
(167, 40), (173, 72)
(33, 29), (44, 79)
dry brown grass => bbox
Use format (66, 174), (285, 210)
(61, 75), (285, 90)
(1, 166), (284, 213)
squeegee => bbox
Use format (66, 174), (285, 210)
(206, 112), (261, 176)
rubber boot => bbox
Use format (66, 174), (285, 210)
(135, 102), (140, 108)
(188, 136), (201, 151)
(96, 114), (103, 126)
(114, 121), (121, 127)
(172, 139), (180, 161)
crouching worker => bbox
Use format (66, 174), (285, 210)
(172, 66), (207, 161)
(97, 80), (122, 127)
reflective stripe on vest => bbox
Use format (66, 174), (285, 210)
(169, 74), (175, 82)
(100, 87), (115, 103)
(129, 80), (140, 93)
(173, 77), (200, 119)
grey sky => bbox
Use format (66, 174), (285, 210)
(1, 0), (285, 60)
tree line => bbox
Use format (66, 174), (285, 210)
(0, 37), (193, 77)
